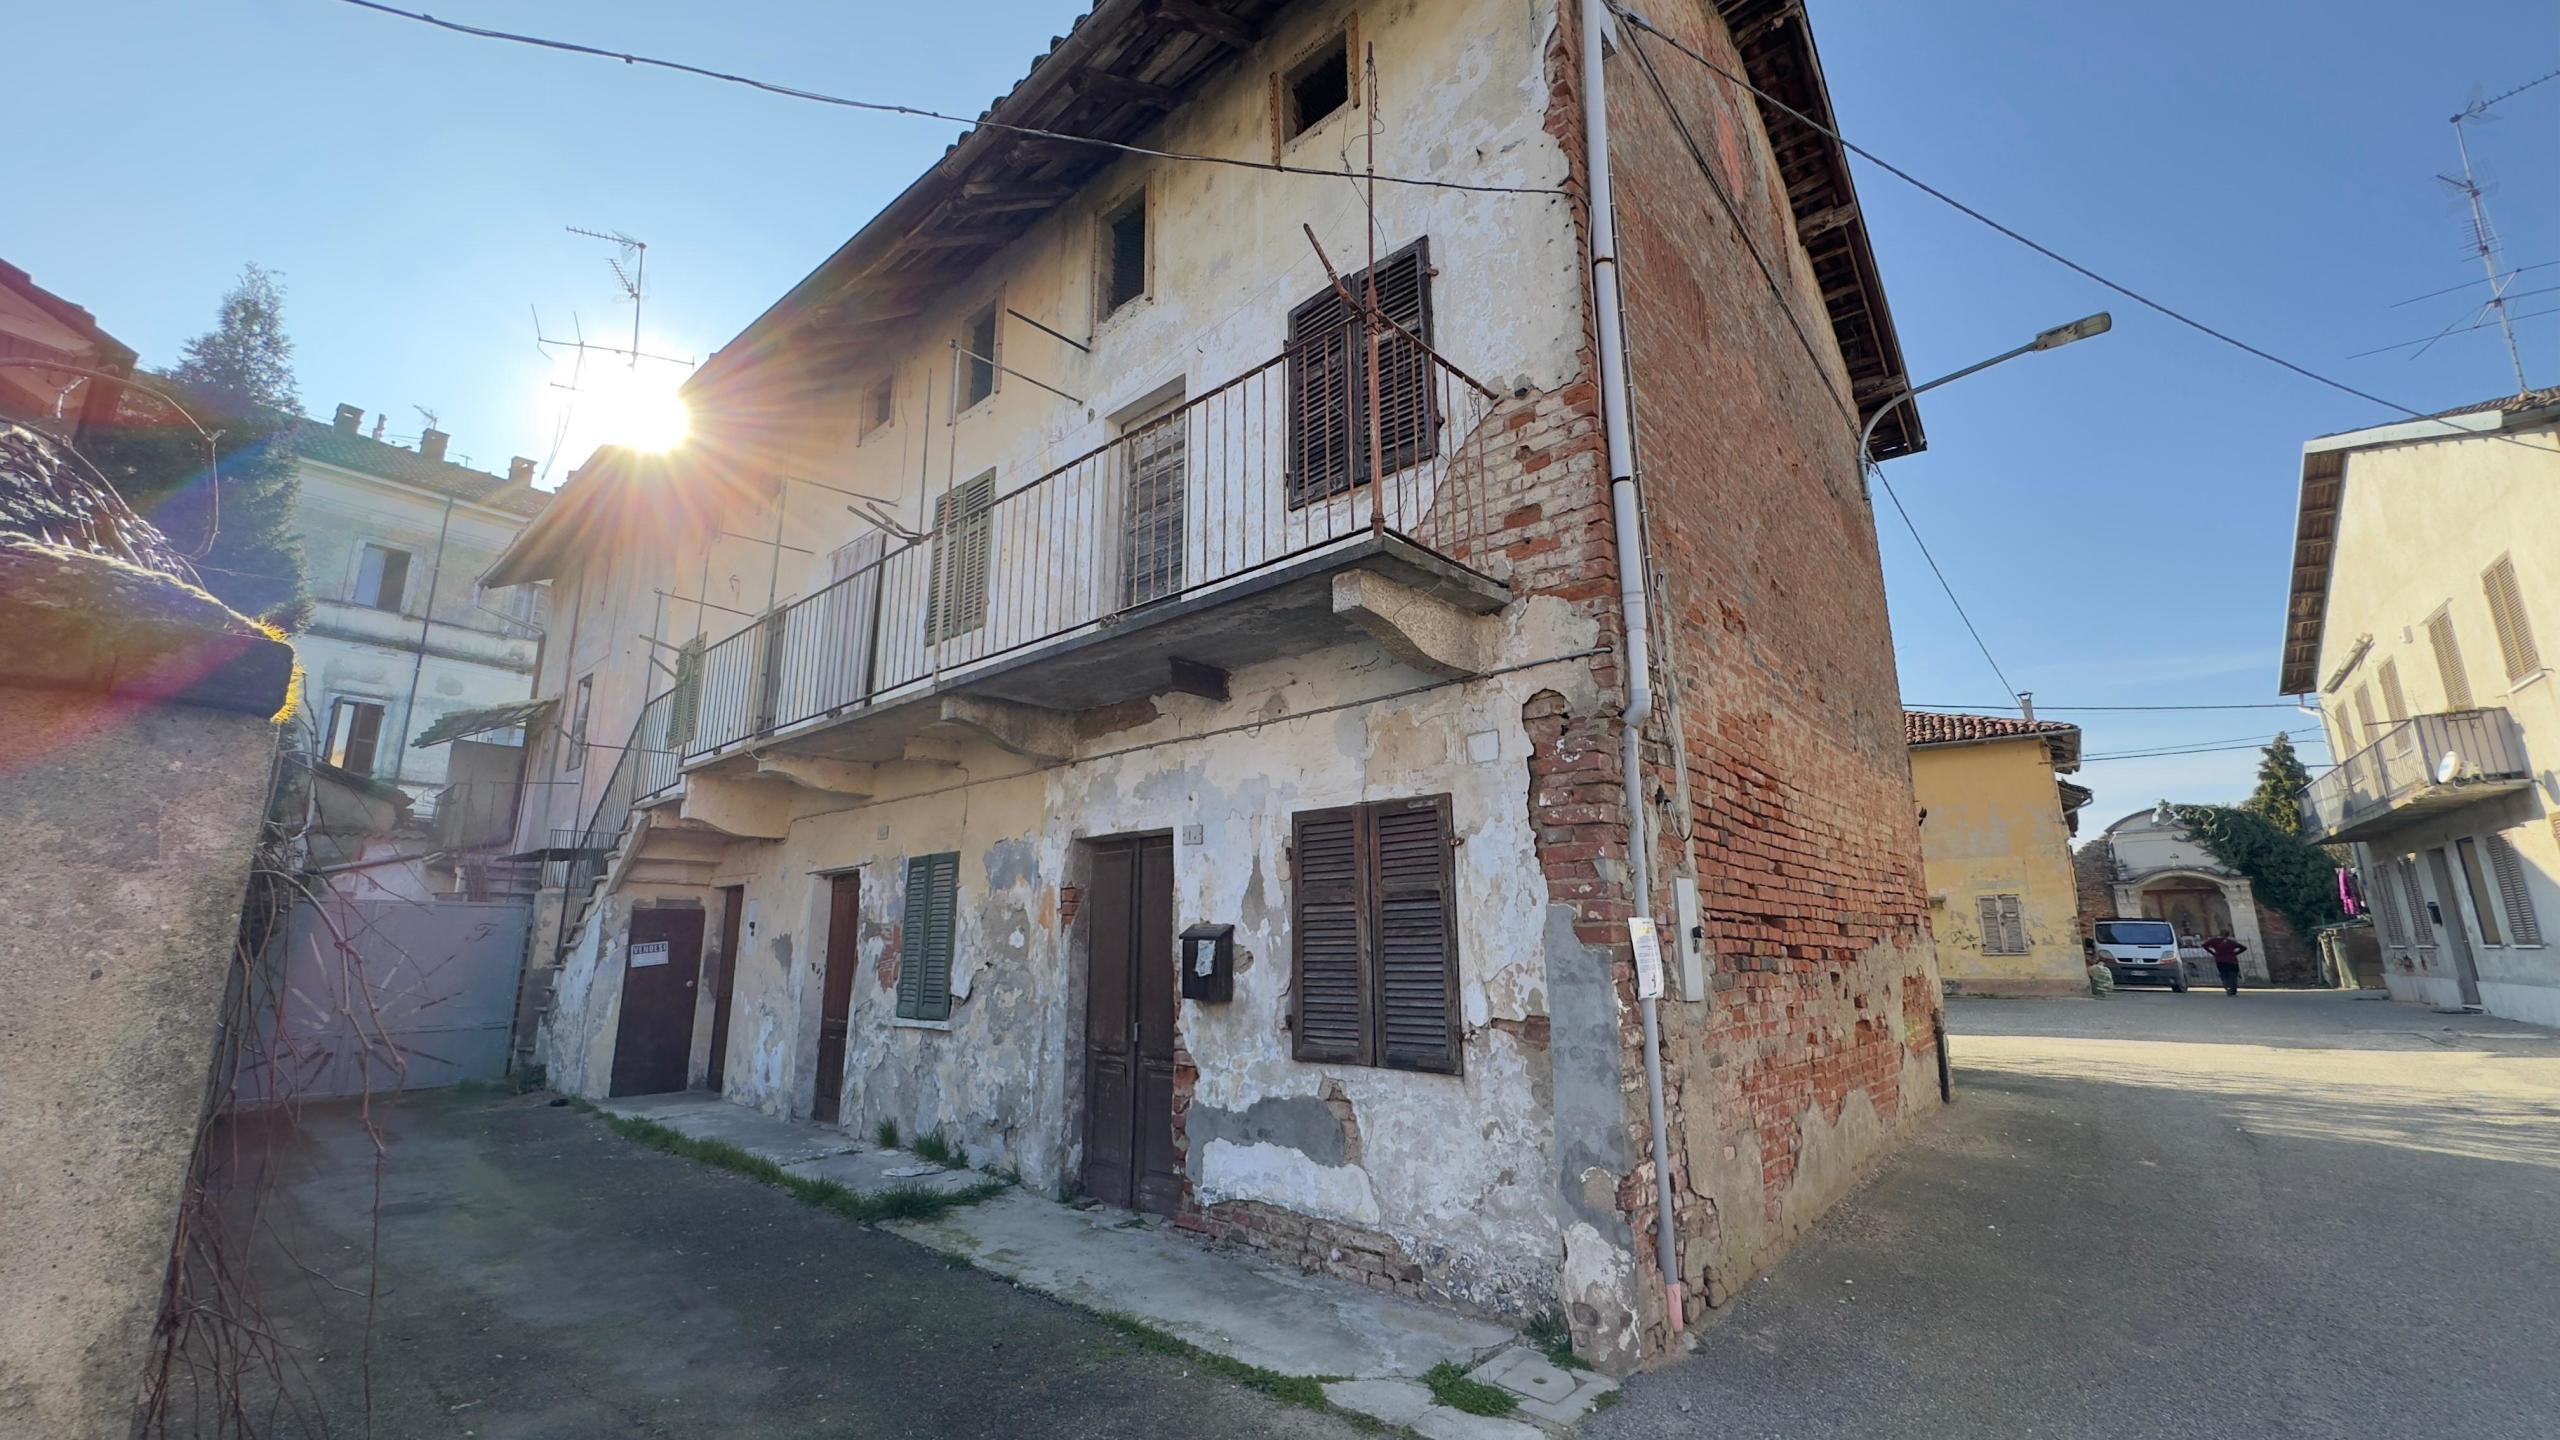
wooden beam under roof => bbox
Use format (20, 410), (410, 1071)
(1151, 0), (1258, 51)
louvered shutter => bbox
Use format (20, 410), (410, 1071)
(2380, 661), (2409, 724)
(927, 473), (994, 640)
(1292, 807), (1368, 1062)
(2350, 685), (2376, 752)
(2487, 834), (2543, 946)
(1284, 238), (1434, 506)
(1998, 895), (2028, 955)
(1286, 283), (1359, 506)
(2370, 861), (2406, 945)
(1367, 239), (1438, 477)
(667, 638), (705, 748)
(2395, 860), (2434, 947)
(2427, 612), (2472, 708)
(1372, 796), (1459, 1074)
(2484, 556), (2540, 682)
(1976, 896), (2004, 954)
(897, 853), (958, 1021)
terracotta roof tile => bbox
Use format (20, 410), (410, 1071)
(1903, 710), (2080, 747)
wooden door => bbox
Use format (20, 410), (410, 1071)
(812, 873), (860, 1124)
(609, 907), (704, 1097)
(1081, 836), (1180, 1214)
(1119, 400), (1187, 609)
(706, 887), (744, 1093)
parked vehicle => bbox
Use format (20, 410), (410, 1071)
(2091, 918), (2188, 992)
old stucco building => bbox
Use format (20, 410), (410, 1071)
(1906, 711), (2089, 996)
(492, 0), (1943, 1366)
(2076, 806), (2288, 986)
(2280, 387), (2560, 1024)
(287, 408), (547, 810)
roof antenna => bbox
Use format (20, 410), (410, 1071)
(565, 225), (647, 372)
(2444, 73), (2554, 395)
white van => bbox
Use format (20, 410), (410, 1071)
(2090, 917), (2189, 993)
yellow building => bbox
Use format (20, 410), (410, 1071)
(1907, 712), (2091, 997)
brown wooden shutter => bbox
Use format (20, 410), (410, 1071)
(1975, 895), (2004, 953)
(1998, 895), (2027, 955)
(1284, 238), (1434, 506)
(897, 853), (958, 1021)
(2427, 612), (2473, 708)
(1291, 807), (1368, 1062)
(1372, 795), (1460, 1074)
(2350, 684), (2377, 752)
(2484, 555), (2540, 682)
(2487, 834), (2543, 946)
(2395, 860), (2433, 947)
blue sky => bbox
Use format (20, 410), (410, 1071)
(12, 0), (2555, 816)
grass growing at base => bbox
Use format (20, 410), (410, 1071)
(581, 1108), (1005, 1224)
(1523, 1310), (1591, 1371)
(1424, 1361), (1519, 1417)
(875, 1118), (900, 1149)
(911, 1128), (963, 1167)
(1092, 1311), (1334, 1409)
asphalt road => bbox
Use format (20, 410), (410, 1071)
(211, 1094), (1361, 1440)
(1591, 990), (2560, 1440)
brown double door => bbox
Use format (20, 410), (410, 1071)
(813, 873), (860, 1124)
(610, 907), (704, 1097)
(1082, 836), (1181, 1215)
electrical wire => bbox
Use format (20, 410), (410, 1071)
(1610, 4), (2554, 447)
(1906, 701), (2308, 713)
(326, 0), (1573, 200)
(1870, 466), (2019, 703)
(2082, 727), (2326, 759)
(2083, 730), (2323, 762)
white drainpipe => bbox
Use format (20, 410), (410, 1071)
(1579, 0), (1684, 1336)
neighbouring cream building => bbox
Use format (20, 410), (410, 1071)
(288, 407), (548, 811)
(487, 0), (1950, 1368)
(1906, 711), (2089, 996)
(2280, 386), (2560, 1024)
(2076, 805), (2286, 986)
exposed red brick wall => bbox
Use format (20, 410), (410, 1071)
(2074, 839), (2120, 936)
(1564, 0), (1944, 1353)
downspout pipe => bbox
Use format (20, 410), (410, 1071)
(1580, 0), (1684, 1336)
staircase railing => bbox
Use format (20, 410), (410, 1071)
(550, 687), (679, 961)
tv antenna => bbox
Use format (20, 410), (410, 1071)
(2442, 70), (2557, 395)
(566, 225), (648, 370)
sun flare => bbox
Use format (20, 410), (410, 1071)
(586, 366), (691, 452)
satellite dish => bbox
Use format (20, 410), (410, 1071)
(2437, 751), (2464, 784)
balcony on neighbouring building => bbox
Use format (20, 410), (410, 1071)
(2298, 708), (2534, 844)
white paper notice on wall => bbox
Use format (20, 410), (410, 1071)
(630, 941), (671, 969)
(1628, 918), (1665, 1000)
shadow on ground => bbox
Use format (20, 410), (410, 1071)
(188, 1093), (1359, 1440)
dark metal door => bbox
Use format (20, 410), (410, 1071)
(1081, 836), (1180, 1215)
(610, 908), (704, 1097)
(706, 886), (744, 1093)
(813, 873), (860, 1123)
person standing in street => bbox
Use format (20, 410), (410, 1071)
(2203, 933), (2249, 996)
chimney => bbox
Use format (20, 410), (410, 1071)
(507, 456), (536, 486)
(371, 414), (386, 440)
(2018, 692), (2036, 722)
(418, 428), (450, 464)
(333, 403), (363, 433)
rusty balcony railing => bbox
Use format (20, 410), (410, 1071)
(680, 333), (1505, 761)
(2297, 708), (2532, 843)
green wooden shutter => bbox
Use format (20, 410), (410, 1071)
(1291, 807), (1368, 1063)
(1371, 795), (1460, 1075)
(898, 853), (959, 1020)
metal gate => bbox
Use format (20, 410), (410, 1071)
(236, 897), (531, 1104)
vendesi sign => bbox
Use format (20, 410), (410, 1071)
(1627, 917), (1664, 1000)
(629, 941), (671, 969)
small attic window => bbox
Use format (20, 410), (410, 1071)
(1283, 35), (1351, 140)
(864, 376), (893, 436)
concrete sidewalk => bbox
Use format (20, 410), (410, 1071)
(600, 1092), (1616, 1435)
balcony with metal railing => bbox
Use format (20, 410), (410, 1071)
(672, 334), (1512, 773)
(2297, 708), (2533, 844)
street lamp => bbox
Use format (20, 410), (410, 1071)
(1857, 311), (2113, 473)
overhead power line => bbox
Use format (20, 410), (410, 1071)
(327, 0), (1570, 200)
(1610, 5), (2550, 447)
(2082, 732), (2324, 763)
(1905, 701), (2307, 712)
